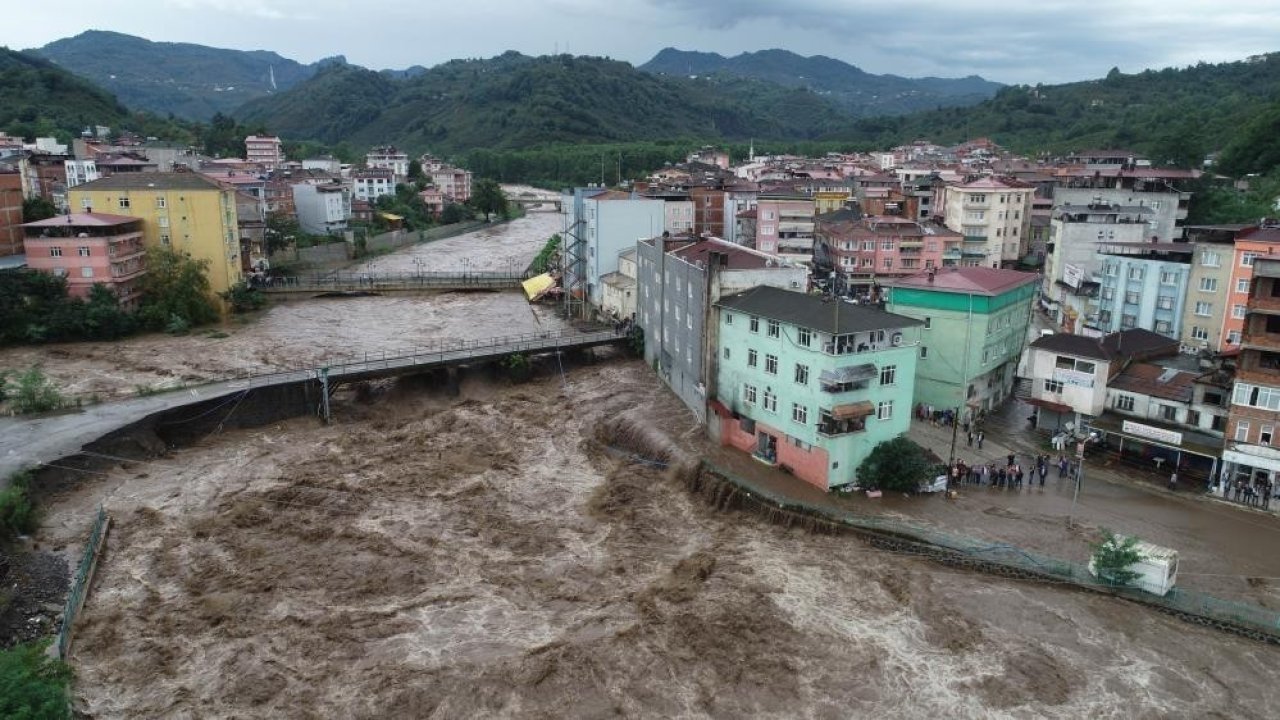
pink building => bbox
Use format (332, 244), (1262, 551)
(244, 135), (285, 170)
(22, 213), (147, 307)
(429, 166), (472, 203)
(815, 211), (962, 293)
(418, 187), (445, 217)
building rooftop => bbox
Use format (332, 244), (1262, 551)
(1029, 328), (1178, 363)
(883, 266), (1039, 296)
(74, 171), (227, 192)
(953, 176), (1033, 190)
(717, 285), (922, 335)
(1237, 227), (1280, 243)
(1029, 334), (1115, 362)
(669, 238), (792, 271)
(22, 212), (141, 228)
(1109, 363), (1197, 402)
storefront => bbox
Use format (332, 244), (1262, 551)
(1085, 415), (1221, 483)
(1219, 447), (1280, 501)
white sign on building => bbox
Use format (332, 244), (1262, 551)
(1053, 368), (1095, 388)
(1063, 263), (1085, 290)
(1122, 420), (1183, 446)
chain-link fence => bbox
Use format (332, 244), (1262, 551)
(700, 462), (1280, 643)
(55, 506), (109, 660)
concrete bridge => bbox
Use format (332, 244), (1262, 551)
(258, 271), (528, 295)
(505, 196), (562, 212)
(0, 327), (630, 484)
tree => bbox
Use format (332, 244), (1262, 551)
(11, 365), (64, 415)
(407, 159), (424, 182)
(440, 202), (470, 225)
(221, 281), (267, 313)
(1090, 530), (1143, 587)
(856, 436), (932, 492)
(21, 197), (57, 223)
(0, 641), (73, 720)
(264, 212), (300, 255)
(136, 247), (218, 332)
(471, 178), (508, 221)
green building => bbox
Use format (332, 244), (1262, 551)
(712, 286), (922, 490)
(883, 267), (1039, 418)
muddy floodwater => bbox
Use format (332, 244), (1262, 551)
(38, 360), (1280, 719)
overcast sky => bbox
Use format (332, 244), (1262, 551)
(9, 0), (1280, 84)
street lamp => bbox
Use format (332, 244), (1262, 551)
(1069, 430), (1101, 527)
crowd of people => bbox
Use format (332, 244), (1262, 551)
(945, 453), (1075, 490)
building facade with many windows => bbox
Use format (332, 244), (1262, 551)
(940, 176), (1033, 268)
(1094, 242), (1193, 339)
(712, 286), (922, 490)
(1222, 258), (1280, 498)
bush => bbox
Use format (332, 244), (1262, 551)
(0, 470), (36, 538)
(11, 367), (63, 415)
(0, 371), (8, 402)
(530, 234), (561, 274)
(136, 248), (217, 332)
(0, 640), (72, 720)
(856, 436), (931, 492)
(499, 353), (532, 382)
(221, 281), (267, 314)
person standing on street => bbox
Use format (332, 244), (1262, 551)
(967, 430), (974, 447)
(1038, 459), (1048, 486)
(1057, 455), (1068, 478)
(1168, 471), (1178, 492)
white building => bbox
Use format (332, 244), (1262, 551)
(941, 176), (1034, 268)
(244, 135), (284, 170)
(366, 146), (410, 181)
(292, 182), (351, 235)
(561, 188), (666, 314)
(352, 169), (395, 202)
(301, 156), (342, 174)
(64, 159), (99, 188)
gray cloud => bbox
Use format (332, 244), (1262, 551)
(7, 0), (1280, 85)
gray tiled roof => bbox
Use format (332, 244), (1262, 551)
(73, 172), (227, 192)
(717, 285), (922, 335)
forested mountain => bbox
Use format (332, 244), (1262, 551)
(31, 31), (327, 120)
(841, 55), (1280, 167)
(235, 52), (852, 153)
(641, 48), (1002, 116)
(0, 47), (129, 139)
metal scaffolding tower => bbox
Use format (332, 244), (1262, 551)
(562, 215), (588, 320)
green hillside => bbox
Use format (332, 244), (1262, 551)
(0, 47), (130, 140)
(839, 55), (1280, 167)
(235, 52), (852, 153)
(32, 31), (323, 121)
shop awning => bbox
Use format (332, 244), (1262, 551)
(830, 401), (875, 420)
(820, 364), (878, 385)
(1026, 398), (1073, 414)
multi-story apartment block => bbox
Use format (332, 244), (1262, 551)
(561, 188), (666, 317)
(64, 159), (100, 188)
(1043, 203), (1152, 333)
(244, 136), (284, 170)
(1180, 229), (1237, 353)
(712, 285), (922, 490)
(21, 213), (147, 306)
(0, 169), (22, 257)
(815, 209), (962, 295)
(1223, 226), (1280, 350)
(941, 177), (1033, 268)
(1094, 242), (1193, 339)
(883, 267), (1039, 415)
(366, 146), (409, 181)
(637, 237), (807, 420)
(352, 168), (395, 202)
(292, 181), (352, 236)
(1051, 166), (1195, 242)
(68, 172), (243, 295)
(753, 195), (815, 265)
(1221, 257), (1280, 498)
(428, 164), (472, 203)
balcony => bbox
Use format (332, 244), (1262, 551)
(819, 364), (877, 392)
(1242, 315), (1280, 352)
(1249, 296), (1280, 315)
(963, 235), (987, 243)
(817, 408), (869, 437)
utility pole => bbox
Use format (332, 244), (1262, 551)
(948, 405), (961, 467)
(319, 366), (331, 423)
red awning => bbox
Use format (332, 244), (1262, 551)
(1026, 398), (1073, 414)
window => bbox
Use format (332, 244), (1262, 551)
(80, 267), (93, 278)
(1155, 320), (1172, 334)
(160, 234), (171, 246)
(748, 349), (758, 367)
(1121, 314), (1137, 328)
(883, 257), (893, 269)
(1101, 288), (1115, 300)
(767, 319), (780, 338)
(924, 317), (931, 329)
(726, 313), (733, 325)
(763, 390), (777, 413)
(49, 246), (62, 257)
(1099, 310), (1112, 324)
(80, 197), (91, 209)
(1156, 296), (1174, 310)
(158, 216), (169, 228)
(920, 346), (928, 359)
(1242, 251), (1258, 267)
(687, 315), (693, 330)
(876, 401), (893, 420)
(1191, 326), (1209, 341)
(117, 197), (130, 209)
(1044, 379), (1064, 394)
(1104, 263), (1118, 277)
(1194, 301), (1212, 316)
(77, 246), (90, 257)
(1233, 304), (1247, 319)
(794, 364), (809, 385)
(765, 354), (778, 375)
(1237, 278), (1251, 294)
(1116, 395), (1135, 412)
(1233, 383), (1280, 411)
(1199, 278), (1218, 292)
(1160, 405), (1178, 421)
(880, 365), (897, 385)
(881, 239), (894, 250)
(1262, 426), (1275, 446)
(156, 196), (166, 208)
(1227, 330), (1242, 344)
(749, 316), (760, 333)
(1201, 250), (1221, 267)
(862, 240), (875, 251)
(743, 384), (757, 404)
(1128, 266), (1144, 281)
(1124, 291), (1140, 305)
(723, 348), (731, 360)
(1235, 421), (1250, 442)
(792, 403), (808, 425)
(797, 328), (811, 346)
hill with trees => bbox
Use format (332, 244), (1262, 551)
(0, 47), (130, 140)
(235, 52), (853, 153)
(640, 47), (1002, 116)
(30, 31), (330, 120)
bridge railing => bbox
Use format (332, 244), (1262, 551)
(260, 270), (529, 290)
